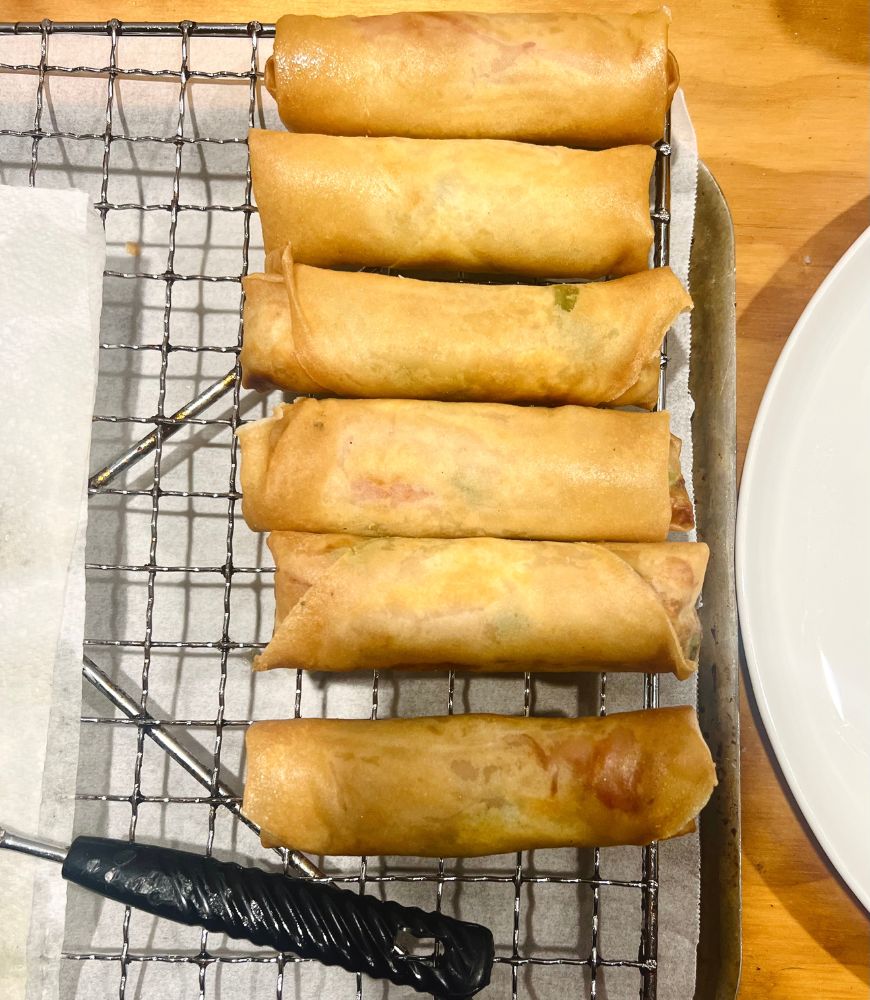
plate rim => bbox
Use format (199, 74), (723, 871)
(736, 223), (870, 914)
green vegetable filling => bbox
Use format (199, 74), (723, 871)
(553, 284), (579, 313)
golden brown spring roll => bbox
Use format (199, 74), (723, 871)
(249, 129), (655, 278)
(240, 257), (691, 408)
(243, 709), (717, 857)
(238, 399), (694, 541)
(257, 534), (708, 680)
(265, 11), (677, 148)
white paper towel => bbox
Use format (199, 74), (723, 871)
(666, 90), (699, 520)
(0, 185), (105, 1000)
(0, 30), (700, 1000)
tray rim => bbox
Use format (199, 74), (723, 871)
(691, 160), (741, 1000)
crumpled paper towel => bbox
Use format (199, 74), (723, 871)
(667, 89), (699, 521)
(0, 185), (105, 1000)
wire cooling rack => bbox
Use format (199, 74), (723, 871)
(0, 19), (674, 1000)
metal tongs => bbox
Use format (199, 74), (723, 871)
(1, 660), (494, 999)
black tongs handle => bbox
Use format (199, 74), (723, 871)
(63, 836), (493, 998)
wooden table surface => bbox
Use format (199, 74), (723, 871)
(2, 0), (868, 996)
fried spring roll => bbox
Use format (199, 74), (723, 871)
(243, 709), (717, 857)
(240, 256), (691, 408)
(249, 129), (655, 279)
(264, 10), (678, 148)
(257, 534), (708, 679)
(237, 399), (694, 541)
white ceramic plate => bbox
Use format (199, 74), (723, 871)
(737, 226), (870, 912)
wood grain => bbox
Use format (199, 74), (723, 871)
(1, 0), (868, 995)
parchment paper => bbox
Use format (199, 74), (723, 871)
(0, 29), (699, 1000)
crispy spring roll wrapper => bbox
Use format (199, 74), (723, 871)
(257, 534), (708, 680)
(243, 709), (717, 857)
(238, 399), (694, 541)
(240, 257), (692, 408)
(265, 11), (678, 148)
(249, 129), (655, 279)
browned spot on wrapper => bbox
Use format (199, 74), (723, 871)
(451, 758), (478, 781)
(588, 730), (644, 814)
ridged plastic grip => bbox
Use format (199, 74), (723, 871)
(62, 837), (493, 998)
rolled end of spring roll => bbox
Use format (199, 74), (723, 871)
(256, 534), (708, 681)
(265, 10), (678, 148)
(240, 255), (692, 408)
(242, 708), (717, 857)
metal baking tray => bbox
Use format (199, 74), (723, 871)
(0, 19), (739, 1000)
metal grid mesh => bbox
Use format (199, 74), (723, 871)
(0, 20), (672, 1000)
